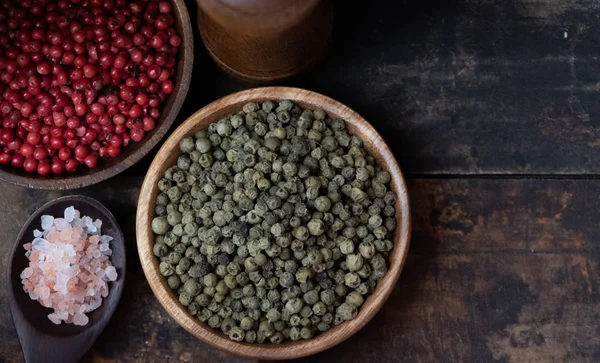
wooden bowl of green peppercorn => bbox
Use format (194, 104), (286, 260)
(136, 87), (411, 359)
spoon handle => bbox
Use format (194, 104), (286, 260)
(19, 326), (92, 363)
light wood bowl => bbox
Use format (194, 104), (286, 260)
(0, 0), (193, 190)
(136, 87), (411, 360)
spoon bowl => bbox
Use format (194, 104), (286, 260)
(7, 195), (126, 363)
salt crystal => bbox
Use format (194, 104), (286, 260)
(32, 237), (50, 249)
(48, 313), (62, 325)
(64, 244), (76, 257)
(41, 215), (54, 230)
(105, 266), (117, 281)
(87, 298), (102, 311)
(22, 207), (115, 326)
(53, 218), (70, 231)
(20, 267), (33, 279)
(64, 206), (76, 222)
(72, 313), (89, 326)
(96, 268), (106, 280)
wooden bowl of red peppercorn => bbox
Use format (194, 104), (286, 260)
(0, 0), (193, 190)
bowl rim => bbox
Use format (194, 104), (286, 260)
(0, 0), (194, 190)
(136, 87), (411, 360)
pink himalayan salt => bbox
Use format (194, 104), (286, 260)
(20, 206), (117, 326)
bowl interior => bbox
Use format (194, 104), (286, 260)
(9, 195), (126, 337)
(136, 87), (411, 359)
(0, 0), (193, 190)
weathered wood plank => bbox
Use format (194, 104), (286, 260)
(129, 0), (600, 176)
(0, 177), (599, 362)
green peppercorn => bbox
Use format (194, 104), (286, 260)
(183, 279), (201, 296)
(338, 237), (354, 254)
(307, 219), (325, 236)
(346, 254), (364, 272)
(258, 320), (275, 337)
(336, 302), (358, 322)
(153, 242), (169, 257)
(179, 291), (193, 306)
(153, 100), (400, 344)
(167, 275), (181, 289)
(152, 217), (170, 235)
(266, 308), (281, 322)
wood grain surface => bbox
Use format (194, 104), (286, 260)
(135, 87), (411, 359)
(1, 178), (599, 362)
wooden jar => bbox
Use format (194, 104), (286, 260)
(196, 0), (333, 83)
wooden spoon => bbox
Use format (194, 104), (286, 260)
(7, 195), (126, 363)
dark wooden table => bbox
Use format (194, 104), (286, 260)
(2, 0), (600, 362)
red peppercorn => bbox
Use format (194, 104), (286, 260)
(75, 145), (89, 159)
(161, 80), (174, 94)
(126, 77), (139, 88)
(50, 136), (64, 149)
(20, 143), (34, 157)
(11, 153), (24, 167)
(107, 144), (120, 157)
(169, 34), (181, 47)
(149, 108), (160, 119)
(130, 128), (144, 142)
(26, 132), (41, 145)
(84, 153), (98, 168)
(159, 2), (172, 14)
(135, 92), (149, 106)
(83, 64), (98, 79)
(128, 104), (143, 118)
(58, 147), (71, 161)
(23, 156), (37, 172)
(143, 117), (155, 131)
(120, 86), (135, 102)
(51, 159), (65, 174)
(65, 159), (78, 172)
(36, 62), (51, 75)
(0, 0), (181, 174)
(17, 54), (30, 68)
(147, 81), (159, 94)
(8, 139), (22, 151)
(33, 147), (48, 160)
(75, 103), (88, 116)
(1, 129), (15, 143)
(37, 161), (51, 175)
(0, 153), (11, 164)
